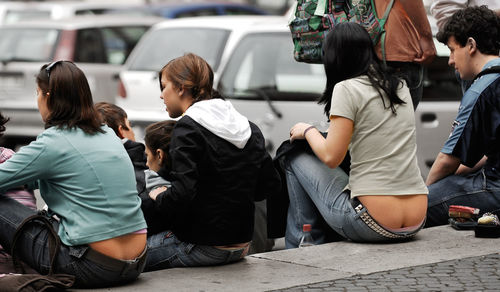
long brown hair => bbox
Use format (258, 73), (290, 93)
(159, 53), (223, 104)
(36, 61), (104, 134)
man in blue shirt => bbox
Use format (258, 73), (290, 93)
(425, 6), (500, 227)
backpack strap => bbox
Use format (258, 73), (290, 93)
(474, 66), (500, 81)
(371, 0), (395, 66)
(11, 213), (61, 275)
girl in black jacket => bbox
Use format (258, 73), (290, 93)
(143, 53), (281, 271)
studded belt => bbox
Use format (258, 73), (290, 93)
(354, 204), (421, 240)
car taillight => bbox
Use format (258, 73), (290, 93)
(118, 78), (127, 98)
(54, 30), (76, 61)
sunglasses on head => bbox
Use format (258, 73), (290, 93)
(45, 60), (66, 80)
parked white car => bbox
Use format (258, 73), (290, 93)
(117, 15), (327, 151)
(117, 15), (461, 177)
(0, 15), (163, 146)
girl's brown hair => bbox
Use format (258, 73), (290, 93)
(144, 120), (176, 170)
(159, 53), (223, 103)
(36, 61), (104, 134)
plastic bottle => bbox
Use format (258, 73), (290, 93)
(299, 224), (314, 248)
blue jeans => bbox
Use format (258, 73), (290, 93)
(0, 196), (145, 288)
(145, 231), (246, 272)
(284, 152), (420, 248)
(426, 168), (500, 227)
(387, 61), (424, 110)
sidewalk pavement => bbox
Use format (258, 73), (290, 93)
(73, 225), (500, 292)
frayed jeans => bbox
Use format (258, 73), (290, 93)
(0, 196), (145, 288)
(145, 231), (247, 272)
(284, 152), (420, 248)
(426, 168), (500, 227)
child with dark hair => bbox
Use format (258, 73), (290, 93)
(143, 120), (175, 190)
(140, 120), (175, 234)
(0, 112), (37, 274)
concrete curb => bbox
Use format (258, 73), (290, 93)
(73, 226), (497, 291)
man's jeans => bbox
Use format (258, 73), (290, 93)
(145, 231), (246, 272)
(387, 61), (424, 110)
(0, 196), (144, 288)
(426, 168), (500, 227)
(284, 152), (414, 248)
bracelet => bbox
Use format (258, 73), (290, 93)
(303, 125), (316, 137)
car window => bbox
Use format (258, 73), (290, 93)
(224, 8), (261, 15)
(128, 27), (229, 72)
(421, 56), (462, 102)
(421, 40), (461, 102)
(101, 26), (149, 65)
(75, 9), (115, 16)
(175, 9), (218, 18)
(218, 32), (325, 101)
(0, 28), (58, 62)
(4, 10), (51, 24)
(74, 28), (107, 63)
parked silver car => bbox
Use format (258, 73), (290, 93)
(117, 15), (461, 177)
(0, 15), (163, 146)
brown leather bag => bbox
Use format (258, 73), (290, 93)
(0, 214), (75, 291)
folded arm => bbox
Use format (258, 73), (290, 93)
(425, 152), (461, 186)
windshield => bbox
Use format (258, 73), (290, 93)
(0, 28), (59, 62)
(218, 32), (325, 101)
(128, 27), (229, 71)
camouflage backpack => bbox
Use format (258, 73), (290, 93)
(289, 0), (395, 64)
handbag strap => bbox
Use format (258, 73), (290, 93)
(11, 213), (61, 275)
(371, 0), (394, 66)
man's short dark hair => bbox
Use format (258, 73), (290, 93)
(437, 5), (500, 55)
(94, 102), (129, 137)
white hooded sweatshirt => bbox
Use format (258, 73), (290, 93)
(184, 99), (251, 149)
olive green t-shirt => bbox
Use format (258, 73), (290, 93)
(330, 75), (428, 198)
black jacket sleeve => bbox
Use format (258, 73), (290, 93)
(154, 120), (203, 225)
(254, 153), (281, 202)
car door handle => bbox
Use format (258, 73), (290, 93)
(421, 113), (439, 128)
(421, 113), (436, 122)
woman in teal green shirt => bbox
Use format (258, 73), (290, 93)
(0, 61), (147, 288)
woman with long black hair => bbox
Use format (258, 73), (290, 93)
(285, 22), (428, 248)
